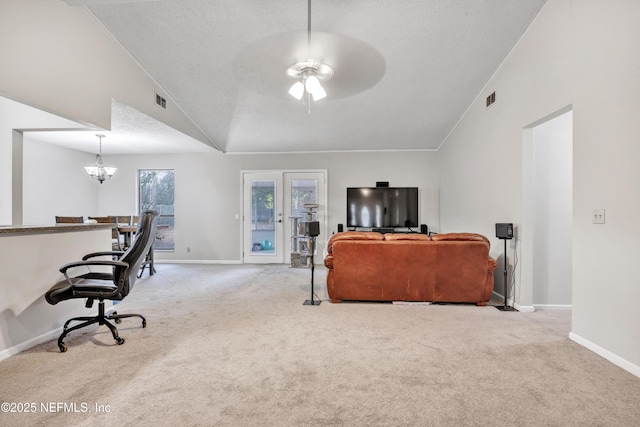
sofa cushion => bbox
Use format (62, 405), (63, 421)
(383, 233), (431, 241)
(430, 232), (489, 245)
(326, 231), (384, 253)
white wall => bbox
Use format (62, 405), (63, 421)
(23, 138), (99, 225)
(99, 150), (440, 262)
(570, 0), (640, 374)
(0, 0), (211, 148)
(0, 96), (94, 225)
(439, 0), (640, 374)
(0, 228), (112, 358)
(532, 111), (572, 306)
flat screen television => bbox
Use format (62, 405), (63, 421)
(347, 187), (419, 228)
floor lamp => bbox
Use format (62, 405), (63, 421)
(495, 223), (517, 312)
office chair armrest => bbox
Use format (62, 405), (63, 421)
(59, 259), (129, 274)
(59, 259), (129, 288)
(82, 251), (126, 260)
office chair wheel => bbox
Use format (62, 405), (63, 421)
(142, 319), (147, 328)
(114, 318), (122, 324)
(59, 343), (68, 353)
(116, 337), (125, 345)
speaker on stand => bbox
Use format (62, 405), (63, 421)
(495, 223), (517, 312)
(303, 221), (321, 306)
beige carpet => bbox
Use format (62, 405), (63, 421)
(1, 264), (639, 426)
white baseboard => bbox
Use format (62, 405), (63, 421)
(569, 332), (640, 379)
(533, 304), (572, 311)
(155, 259), (242, 265)
(0, 327), (63, 362)
(514, 302), (535, 312)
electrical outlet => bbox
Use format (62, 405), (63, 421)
(593, 209), (605, 224)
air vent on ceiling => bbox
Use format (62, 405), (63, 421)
(155, 92), (167, 109)
(486, 91), (496, 108)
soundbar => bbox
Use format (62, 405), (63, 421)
(372, 227), (395, 234)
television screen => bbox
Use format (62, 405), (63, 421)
(347, 187), (419, 228)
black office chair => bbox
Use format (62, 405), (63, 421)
(45, 210), (159, 352)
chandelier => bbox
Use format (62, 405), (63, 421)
(84, 134), (117, 184)
(286, 0), (333, 108)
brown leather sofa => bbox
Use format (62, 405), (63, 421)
(324, 231), (496, 305)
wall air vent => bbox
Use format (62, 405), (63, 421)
(486, 91), (496, 108)
(155, 92), (167, 109)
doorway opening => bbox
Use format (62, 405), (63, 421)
(522, 108), (573, 310)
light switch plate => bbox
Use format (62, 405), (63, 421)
(593, 209), (605, 224)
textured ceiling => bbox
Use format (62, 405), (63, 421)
(26, 100), (214, 155)
(60, 0), (548, 154)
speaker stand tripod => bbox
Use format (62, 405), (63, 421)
(496, 238), (517, 311)
(303, 236), (320, 306)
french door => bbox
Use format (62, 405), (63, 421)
(243, 171), (326, 264)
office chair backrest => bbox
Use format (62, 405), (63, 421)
(114, 210), (158, 297)
(56, 216), (84, 223)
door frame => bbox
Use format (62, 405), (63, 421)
(241, 169), (328, 264)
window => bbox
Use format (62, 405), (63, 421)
(139, 169), (175, 251)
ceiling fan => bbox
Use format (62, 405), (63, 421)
(286, 0), (334, 110)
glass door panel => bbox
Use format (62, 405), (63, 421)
(243, 172), (284, 263)
(250, 180), (276, 254)
(284, 172), (326, 265)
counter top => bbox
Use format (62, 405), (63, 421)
(0, 223), (114, 235)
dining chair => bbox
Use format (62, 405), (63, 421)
(55, 216), (84, 224)
(111, 216), (133, 248)
(88, 216), (122, 251)
(113, 215), (132, 225)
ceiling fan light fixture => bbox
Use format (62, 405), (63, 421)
(311, 84), (327, 101)
(304, 73), (321, 94)
(286, 60), (333, 103)
(288, 81), (305, 100)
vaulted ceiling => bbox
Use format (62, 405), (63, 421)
(47, 0), (548, 154)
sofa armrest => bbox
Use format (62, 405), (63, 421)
(324, 254), (334, 269)
(488, 257), (497, 272)
(482, 256), (498, 304)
